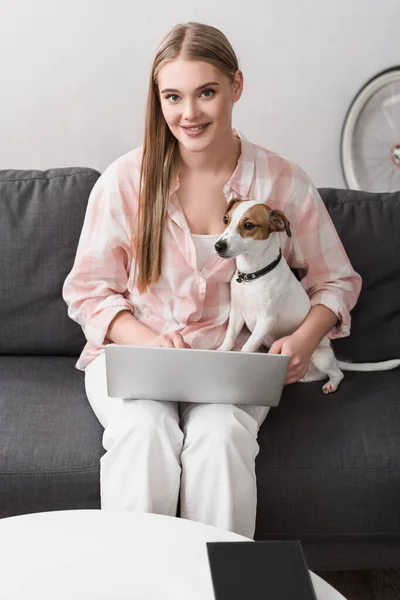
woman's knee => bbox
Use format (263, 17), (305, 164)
(103, 399), (182, 451)
(183, 404), (259, 449)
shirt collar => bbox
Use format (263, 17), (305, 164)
(224, 128), (255, 200)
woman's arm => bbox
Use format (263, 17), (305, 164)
(63, 151), (190, 352)
(62, 156), (142, 349)
(288, 176), (362, 340)
(268, 167), (362, 384)
(106, 311), (189, 348)
(106, 311), (158, 345)
(292, 304), (338, 350)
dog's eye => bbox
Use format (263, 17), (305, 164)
(223, 215), (229, 224)
(244, 222), (255, 229)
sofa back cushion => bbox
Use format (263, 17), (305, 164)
(319, 188), (400, 363)
(1, 171), (398, 361)
(0, 168), (100, 355)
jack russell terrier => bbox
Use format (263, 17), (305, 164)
(215, 199), (400, 393)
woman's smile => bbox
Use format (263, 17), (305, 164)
(181, 123), (211, 136)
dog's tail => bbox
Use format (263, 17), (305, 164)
(337, 359), (400, 372)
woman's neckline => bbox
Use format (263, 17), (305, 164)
(190, 232), (223, 238)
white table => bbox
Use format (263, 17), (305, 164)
(0, 510), (346, 600)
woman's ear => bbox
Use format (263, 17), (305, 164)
(232, 70), (243, 103)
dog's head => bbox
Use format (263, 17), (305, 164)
(214, 199), (291, 258)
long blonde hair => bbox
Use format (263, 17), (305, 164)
(134, 22), (239, 293)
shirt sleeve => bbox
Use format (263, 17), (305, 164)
(62, 154), (139, 348)
(286, 167), (362, 339)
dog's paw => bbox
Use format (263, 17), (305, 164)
(216, 343), (232, 352)
(322, 382), (337, 394)
(241, 344), (257, 353)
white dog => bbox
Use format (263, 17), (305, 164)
(215, 199), (400, 393)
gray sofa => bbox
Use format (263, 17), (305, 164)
(1, 167), (399, 571)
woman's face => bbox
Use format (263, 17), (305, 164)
(157, 58), (243, 152)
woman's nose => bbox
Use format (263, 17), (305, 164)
(182, 99), (200, 121)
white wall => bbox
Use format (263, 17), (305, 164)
(0, 0), (398, 186)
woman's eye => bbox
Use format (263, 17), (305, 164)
(166, 94), (180, 103)
(244, 222), (254, 229)
(223, 215), (229, 224)
(202, 89), (215, 98)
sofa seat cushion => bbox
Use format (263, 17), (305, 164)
(255, 371), (400, 541)
(0, 356), (104, 518)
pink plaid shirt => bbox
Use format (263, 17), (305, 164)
(63, 129), (362, 371)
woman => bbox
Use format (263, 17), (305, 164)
(63, 22), (361, 539)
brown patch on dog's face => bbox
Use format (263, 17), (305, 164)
(237, 204), (291, 239)
(222, 199), (242, 227)
(238, 204), (271, 239)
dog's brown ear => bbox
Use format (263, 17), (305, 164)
(269, 209), (292, 237)
(225, 198), (242, 215)
(223, 199), (242, 226)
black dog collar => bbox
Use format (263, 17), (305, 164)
(236, 248), (282, 283)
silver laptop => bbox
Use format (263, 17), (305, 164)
(105, 344), (289, 407)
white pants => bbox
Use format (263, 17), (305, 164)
(84, 352), (270, 539)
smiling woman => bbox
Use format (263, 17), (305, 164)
(136, 31), (244, 289)
(62, 21), (362, 542)
(157, 61), (237, 149)
(158, 74), (228, 137)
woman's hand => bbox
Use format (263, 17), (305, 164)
(268, 305), (339, 384)
(152, 332), (191, 349)
(268, 333), (314, 384)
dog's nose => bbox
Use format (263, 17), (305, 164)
(214, 239), (228, 253)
